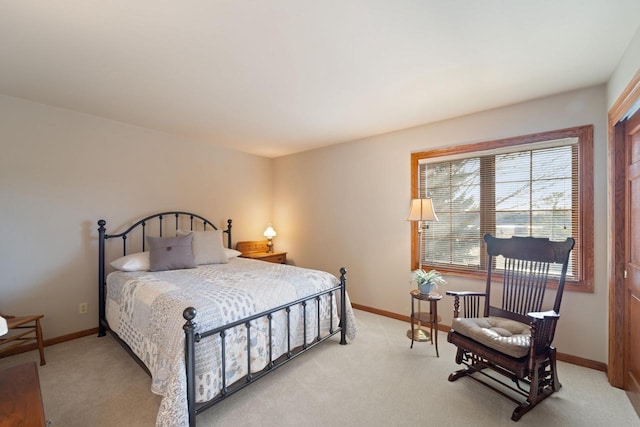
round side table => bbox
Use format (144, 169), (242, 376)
(408, 289), (442, 357)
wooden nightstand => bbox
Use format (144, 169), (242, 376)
(236, 240), (287, 264)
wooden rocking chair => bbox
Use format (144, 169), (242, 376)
(446, 234), (575, 421)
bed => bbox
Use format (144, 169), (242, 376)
(97, 212), (356, 427)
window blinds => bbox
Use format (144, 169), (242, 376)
(418, 139), (579, 278)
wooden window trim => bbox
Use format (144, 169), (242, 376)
(410, 125), (594, 293)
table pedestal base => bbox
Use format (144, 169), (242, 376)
(406, 328), (431, 342)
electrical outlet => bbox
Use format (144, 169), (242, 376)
(79, 302), (88, 315)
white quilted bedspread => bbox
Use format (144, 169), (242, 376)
(106, 258), (357, 427)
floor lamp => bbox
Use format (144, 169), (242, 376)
(407, 198), (438, 260)
(406, 198), (438, 341)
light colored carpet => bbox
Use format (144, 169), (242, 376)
(1, 310), (638, 427)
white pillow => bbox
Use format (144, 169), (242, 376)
(225, 248), (242, 258)
(177, 229), (229, 265)
(110, 252), (150, 272)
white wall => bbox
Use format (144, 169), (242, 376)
(274, 85), (609, 363)
(608, 25), (640, 108)
(1, 79), (628, 365)
(0, 94), (273, 339)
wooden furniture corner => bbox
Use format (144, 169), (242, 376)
(0, 314), (46, 366)
(236, 240), (287, 264)
(0, 362), (47, 426)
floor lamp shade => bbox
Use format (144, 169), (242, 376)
(407, 198), (438, 222)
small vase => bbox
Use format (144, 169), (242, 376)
(418, 281), (435, 295)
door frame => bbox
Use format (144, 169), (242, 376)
(608, 69), (640, 387)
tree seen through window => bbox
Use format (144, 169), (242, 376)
(410, 126), (593, 291)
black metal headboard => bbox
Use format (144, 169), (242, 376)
(97, 211), (232, 336)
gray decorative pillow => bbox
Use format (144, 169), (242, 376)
(177, 229), (229, 265)
(147, 233), (196, 272)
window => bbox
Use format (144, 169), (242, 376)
(410, 125), (593, 292)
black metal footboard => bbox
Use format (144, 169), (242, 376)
(182, 268), (348, 427)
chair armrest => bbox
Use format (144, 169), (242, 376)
(446, 291), (487, 318)
(445, 291), (486, 297)
(527, 310), (559, 320)
(527, 310), (560, 358)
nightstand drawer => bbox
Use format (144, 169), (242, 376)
(237, 244), (287, 264)
(242, 252), (286, 264)
(260, 253), (286, 264)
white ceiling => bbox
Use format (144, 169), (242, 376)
(1, 1), (639, 158)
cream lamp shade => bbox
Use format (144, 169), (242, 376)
(263, 225), (277, 239)
(0, 315), (7, 336)
(407, 198), (438, 222)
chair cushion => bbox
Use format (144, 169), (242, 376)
(451, 316), (531, 358)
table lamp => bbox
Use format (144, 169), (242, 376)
(264, 225), (277, 253)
